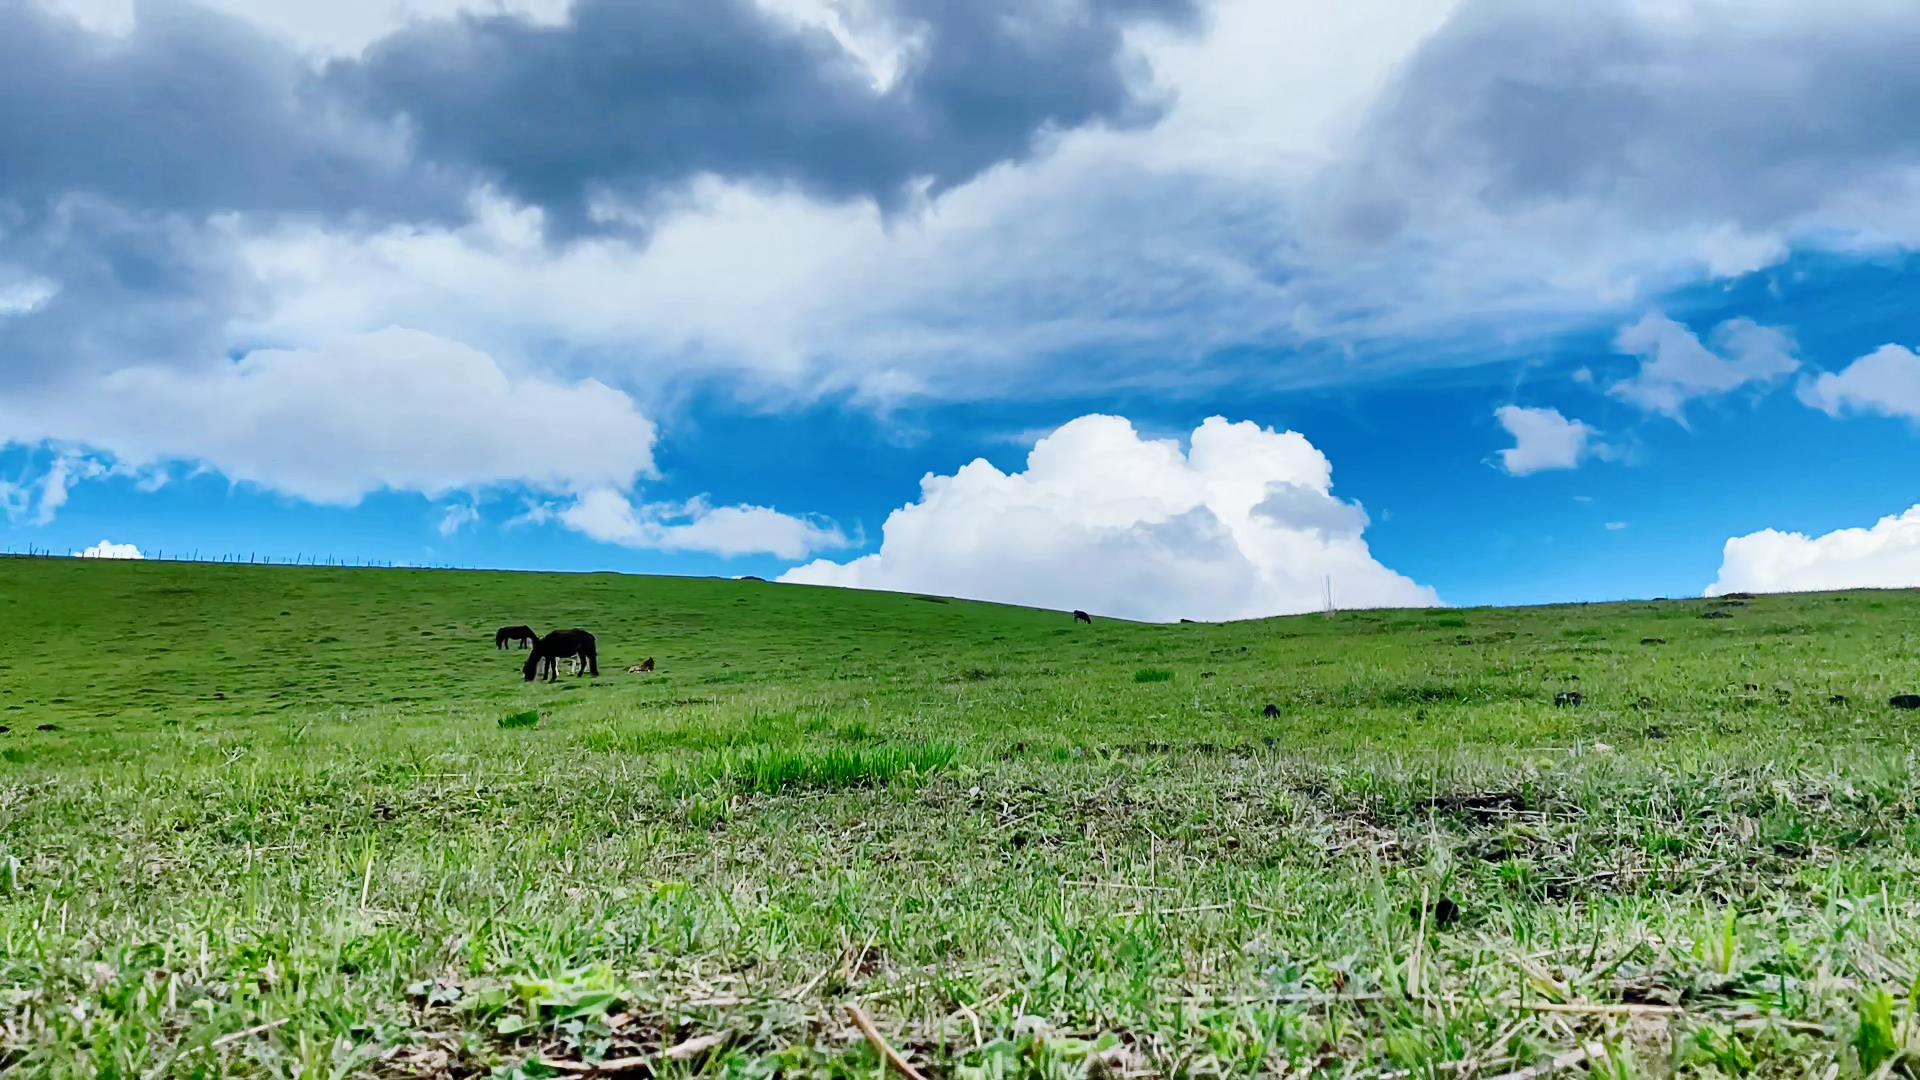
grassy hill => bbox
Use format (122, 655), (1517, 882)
(2, 558), (1918, 1076)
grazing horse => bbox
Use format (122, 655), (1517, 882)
(1072, 610), (1093, 624)
(524, 629), (598, 682)
(495, 625), (537, 650)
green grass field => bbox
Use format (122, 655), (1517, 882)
(3, 558), (1919, 1077)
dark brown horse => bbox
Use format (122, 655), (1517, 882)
(1072, 610), (1093, 624)
(495, 625), (537, 649)
(524, 629), (598, 682)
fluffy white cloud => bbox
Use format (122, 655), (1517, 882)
(1709, 505), (1920, 596)
(77, 539), (143, 559)
(1493, 405), (1607, 476)
(561, 488), (852, 560)
(1797, 344), (1920, 422)
(1608, 313), (1799, 421)
(0, 328), (658, 505)
(781, 414), (1437, 621)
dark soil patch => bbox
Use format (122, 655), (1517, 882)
(1423, 790), (1531, 822)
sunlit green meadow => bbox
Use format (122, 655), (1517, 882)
(2, 558), (1918, 1077)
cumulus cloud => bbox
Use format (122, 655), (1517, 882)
(560, 488), (852, 560)
(781, 414), (1437, 621)
(0, 328), (658, 505)
(1492, 405), (1607, 476)
(1797, 344), (1920, 422)
(1708, 505), (1920, 596)
(1608, 313), (1799, 421)
(78, 538), (142, 559)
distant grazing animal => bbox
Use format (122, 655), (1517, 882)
(626, 657), (655, 674)
(1261, 704), (1281, 719)
(1072, 610), (1093, 624)
(495, 625), (537, 650)
(524, 629), (598, 682)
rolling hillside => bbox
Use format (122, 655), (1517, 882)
(2, 559), (1918, 1076)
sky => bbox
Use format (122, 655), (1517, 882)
(5, 0), (1920, 621)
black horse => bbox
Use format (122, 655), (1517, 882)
(495, 625), (538, 650)
(524, 629), (598, 682)
(1072, 610), (1093, 624)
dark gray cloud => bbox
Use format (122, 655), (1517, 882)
(1345, 2), (1920, 234)
(0, 0), (449, 224)
(0, 0), (1195, 389)
(0, 198), (243, 389)
(334, 0), (1200, 229)
(0, 0), (453, 388)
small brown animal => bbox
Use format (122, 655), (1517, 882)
(1072, 610), (1093, 624)
(627, 657), (656, 674)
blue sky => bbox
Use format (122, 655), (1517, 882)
(5, 0), (1920, 620)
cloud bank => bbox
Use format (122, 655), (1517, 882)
(782, 414), (1437, 621)
(0, 328), (658, 505)
(1709, 505), (1920, 596)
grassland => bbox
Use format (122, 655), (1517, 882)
(2, 558), (1919, 1078)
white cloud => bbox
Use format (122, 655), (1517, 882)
(33, 455), (79, 526)
(23, 0), (1920, 434)
(780, 414), (1437, 622)
(437, 501), (481, 536)
(1493, 405), (1607, 476)
(0, 453), (108, 526)
(184, 0), (1920, 419)
(1797, 344), (1920, 422)
(0, 277), (58, 317)
(1708, 505), (1920, 596)
(561, 488), (852, 560)
(77, 539), (143, 559)
(1608, 313), (1799, 421)
(1605, 521), (1628, 532)
(0, 328), (658, 505)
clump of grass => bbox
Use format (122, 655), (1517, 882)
(499, 709), (540, 729)
(661, 741), (955, 796)
(1133, 668), (1174, 683)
